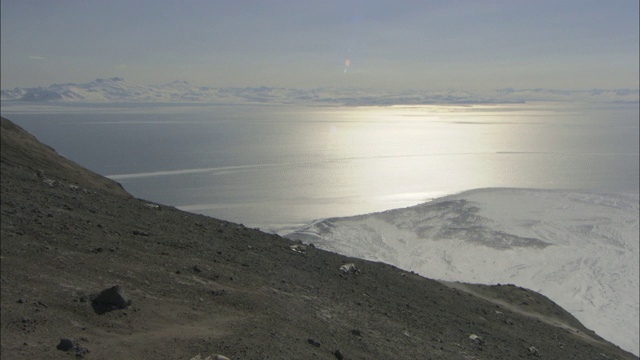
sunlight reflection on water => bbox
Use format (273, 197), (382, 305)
(3, 102), (638, 232)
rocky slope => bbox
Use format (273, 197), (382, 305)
(1, 116), (636, 359)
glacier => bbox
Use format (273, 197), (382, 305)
(286, 188), (640, 355)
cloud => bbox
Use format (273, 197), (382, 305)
(28, 55), (45, 60)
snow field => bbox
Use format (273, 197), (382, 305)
(287, 189), (639, 355)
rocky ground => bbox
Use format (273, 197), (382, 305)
(1, 116), (637, 359)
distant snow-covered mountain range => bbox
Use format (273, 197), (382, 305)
(2, 77), (638, 105)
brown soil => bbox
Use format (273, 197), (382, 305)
(1, 116), (637, 359)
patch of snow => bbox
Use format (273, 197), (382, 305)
(286, 188), (640, 355)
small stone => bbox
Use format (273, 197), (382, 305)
(307, 338), (321, 347)
(528, 346), (540, 356)
(75, 345), (90, 358)
(193, 265), (202, 273)
(56, 338), (75, 351)
(469, 333), (484, 348)
(339, 263), (359, 274)
(290, 244), (307, 254)
(351, 328), (362, 336)
(334, 350), (344, 360)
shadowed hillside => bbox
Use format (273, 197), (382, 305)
(1, 116), (636, 359)
(0, 117), (129, 198)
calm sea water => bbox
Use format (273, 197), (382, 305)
(3, 102), (638, 233)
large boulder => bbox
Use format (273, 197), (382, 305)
(91, 285), (132, 314)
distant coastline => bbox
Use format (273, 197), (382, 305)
(3, 78), (638, 106)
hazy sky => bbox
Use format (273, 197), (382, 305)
(1, 0), (638, 91)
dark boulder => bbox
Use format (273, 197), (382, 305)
(56, 338), (75, 351)
(91, 285), (132, 314)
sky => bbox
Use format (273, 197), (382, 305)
(1, 0), (638, 92)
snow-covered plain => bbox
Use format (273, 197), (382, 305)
(286, 188), (640, 355)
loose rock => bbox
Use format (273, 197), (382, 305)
(528, 345), (541, 356)
(290, 244), (307, 254)
(56, 338), (75, 351)
(56, 338), (90, 357)
(92, 285), (132, 313)
(469, 333), (484, 345)
(340, 263), (359, 274)
(190, 355), (230, 360)
(307, 338), (321, 347)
